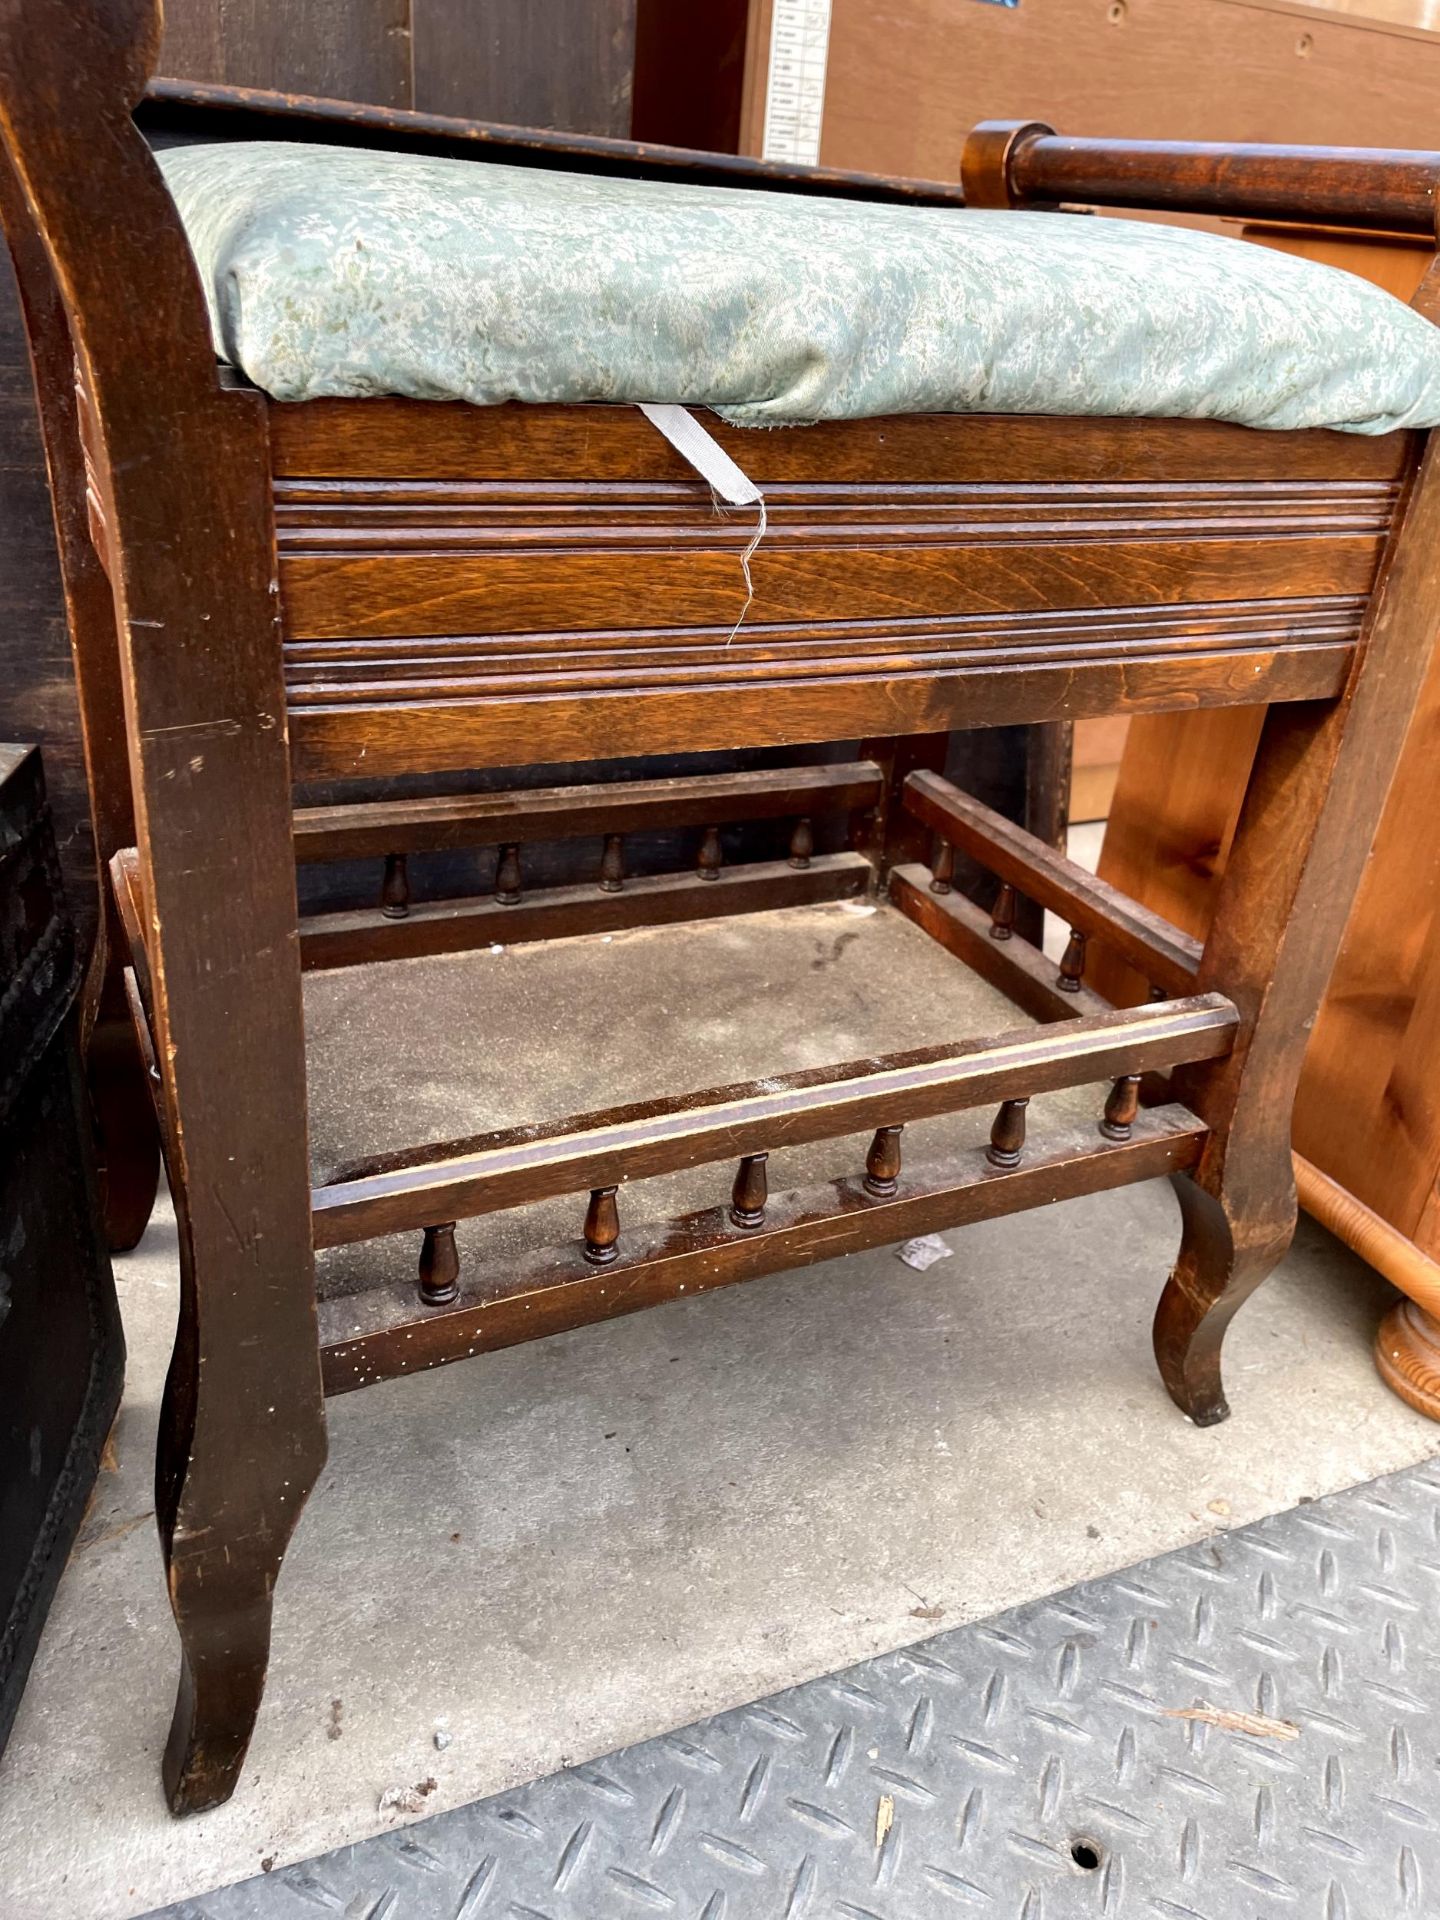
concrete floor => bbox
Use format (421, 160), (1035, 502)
(2, 897), (1437, 1920)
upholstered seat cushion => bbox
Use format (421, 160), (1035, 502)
(160, 140), (1440, 435)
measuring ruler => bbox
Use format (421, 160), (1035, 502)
(761, 0), (833, 167)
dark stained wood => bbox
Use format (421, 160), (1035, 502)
(1101, 1076), (1143, 1143)
(8, 5), (1440, 1812)
(411, 0), (636, 138)
(417, 1221), (459, 1305)
(379, 852), (409, 919)
(1057, 927), (1089, 996)
(299, 854), (872, 972)
(889, 865), (1114, 1027)
(986, 1098), (1030, 1170)
(0, 0), (327, 1816)
(318, 1112), (1209, 1394)
(581, 1185), (622, 1266)
(730, 1152), (769, 1229)
(292, 763), (882, 862)
(138, 76), (973, 209)
(599, 833), (626, 893)
(1156, 437), (1440, 1427)
(863, 1126), (904, 1199)
(1013, 132), (1440, 236)
(631, 0), (751, 155)
(310, 995), (1238, 1248)
(904, 772), (1204, 997)
(158, 0), (411, 111)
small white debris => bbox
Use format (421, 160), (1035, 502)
(896, 1234), (953, 1273)
(838, 899), (878, 916)
(434, 1728), (453, 1751)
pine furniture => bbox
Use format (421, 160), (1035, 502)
(4, 0), (1440, 1815)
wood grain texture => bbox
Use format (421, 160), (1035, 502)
(411, 0), (636, 136)
(272, 398), (1388, 779)
(292, 762), (881, 862)
(299, 852), (871, 971)
(318, 1110), (1208, 1394)
(158, 0), (411, 109)
(902, 770), (1202, 994)
(818, 0), (1440, 181)
(890, 865), (1115, 1026)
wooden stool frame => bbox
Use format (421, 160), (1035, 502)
(3, 0), (1439, 1813)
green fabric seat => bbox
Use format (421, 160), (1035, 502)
(160, 140), (1440, 435)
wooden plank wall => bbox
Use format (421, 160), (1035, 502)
(0, 0), (638, 949)
(811, 0), (1440, 179)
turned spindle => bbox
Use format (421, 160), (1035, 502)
(1058, 927), (1088, 992)
(697, 825), (724, 880)
(730, 1153), (769, 1228)
(380, 852), (410, 919)
(1101, 1074), (1142, 1141)
(864, 1125), (904, 1198)
(599, 833), (626, 893)
(583, 1186), (620, 1266)
(418, 1222), (460, 1305)
(990, 882), (1017, 941)
(987, 1098), (1030, 1169)
(495, 843), (522, 904)
(930, 836), (955, 895)
(789, 816), (814, 869)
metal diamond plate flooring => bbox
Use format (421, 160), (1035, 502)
(148, 1459), (1440, 1920)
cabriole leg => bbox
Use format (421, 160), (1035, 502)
(1154, 1166), (1295, 1427)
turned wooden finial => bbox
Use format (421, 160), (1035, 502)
(380, 851), (410, 919)
(987, 1097), (1030, 1168)
(418, 1222), (460, 1305)
(730, 1152), (769, 1228)
(789, 815), (814, 869)
(697, 825), (724, 880)
(1100, 1074), (1142, 1141)
(495, 843), (522, 904)
(990, 882), (1017, 941)
(959, 119), (1057, 209)
(1058, 927), (1088, 992)
(864, 1125), (904, 1198)
(599, 832), (626, 893)
(930, 836), (955, 895)
(582, 1185), (620, 1265)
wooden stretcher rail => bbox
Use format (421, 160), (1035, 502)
(310, 994), (1237, 1248)
(1008, 132), (1440, 235)
(903, 770), (1203, 996)
(316, 1109), (1208, 1393)
(138, 78), (970, 209)
(292, 761), (881, 862)
(299, 852), (871, 970)
(889, 865), (1114, 1026)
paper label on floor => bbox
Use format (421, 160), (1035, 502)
(896, 1234), (953, 1273)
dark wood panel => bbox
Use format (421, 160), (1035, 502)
(410, 0), (637, 136)
(631, 0), (751, 152)
(299, 851), (872, 969)
(293, 761), (880, 860)
(288, 641), (1355, 781)
(269, 397), (1416, 487)
(158, 0), (411, 109)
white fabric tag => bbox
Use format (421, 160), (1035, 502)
(637, 403), (767, 643)
(638, 402), (762, 506)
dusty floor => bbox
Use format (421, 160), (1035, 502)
(2, 897), (1436, 1920)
